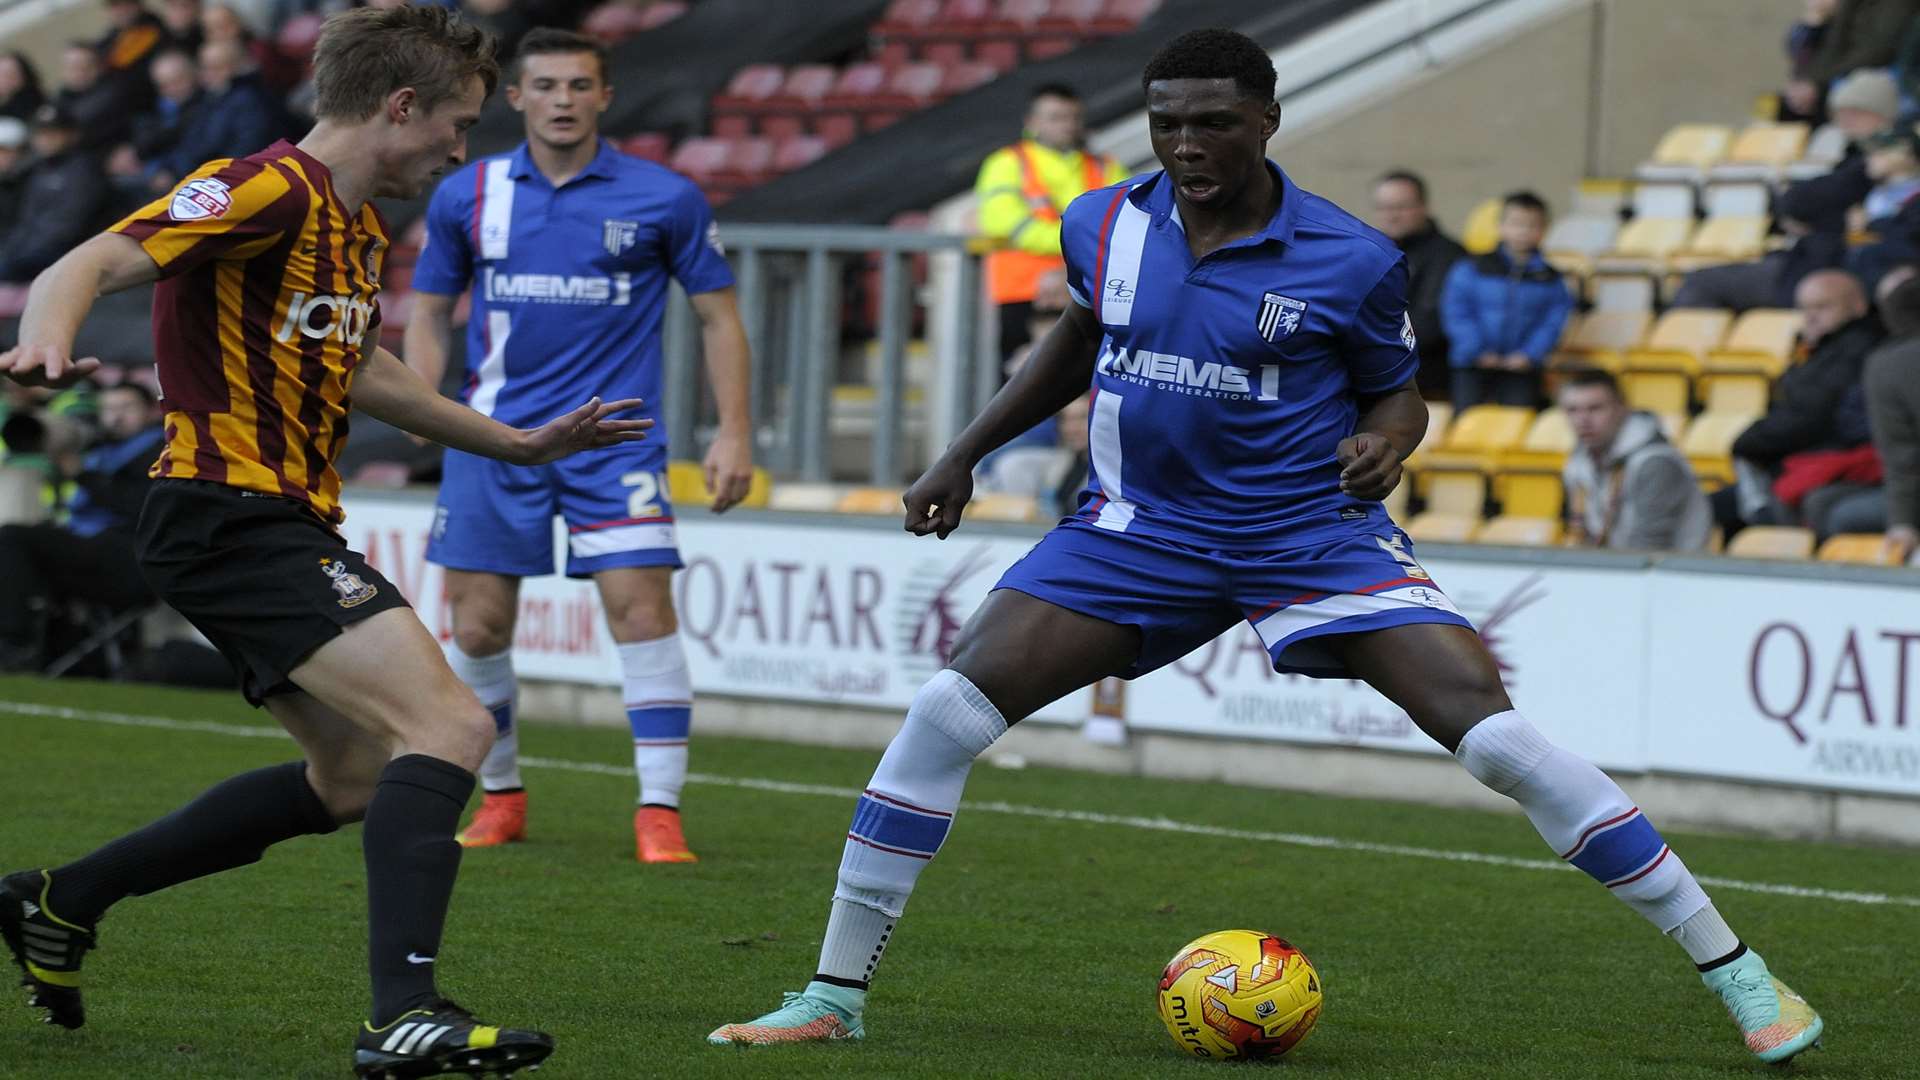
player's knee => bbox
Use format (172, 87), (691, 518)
(452, 620), (513, 658)
(305, 764), (378, 824)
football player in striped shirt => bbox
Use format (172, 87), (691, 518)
(0, 8), (639, 1077)
(709, 29), (1824, 1066)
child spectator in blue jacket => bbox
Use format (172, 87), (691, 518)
(1440, 191), (1574, 409)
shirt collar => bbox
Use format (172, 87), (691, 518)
(508, 138), (621, 184)
(1140, 159), (1300, 246)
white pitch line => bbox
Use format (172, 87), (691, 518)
(5, 699), (1918, 911)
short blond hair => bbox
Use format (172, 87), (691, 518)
(312, 6), (498, 122)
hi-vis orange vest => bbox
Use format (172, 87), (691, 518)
(985, 142), (1111, 305)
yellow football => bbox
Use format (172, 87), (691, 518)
(1155, 929), (1322, 1060)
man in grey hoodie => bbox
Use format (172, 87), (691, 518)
(1560, 369), (1713, 551)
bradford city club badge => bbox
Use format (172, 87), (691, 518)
(320, 557), (378, 609)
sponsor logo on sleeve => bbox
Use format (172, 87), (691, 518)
(168, 178), (233, 222)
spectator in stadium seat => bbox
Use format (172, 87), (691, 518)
(52, 42), (133, 154)
(0, 382), (162, 674)
(159, 0), (206, 57)
(147, 39), (278, 190)
(1711, 269), (1884, 533)
(974, 84), (1128, 368)
(1781, 0), (1837, 122)
(1371, 170), (1465, 399)
(200, 3), (301, 96)
(0, 51), (45, 123)
(120, 49), (203, 188)
(1560, 369), (1711, 552)
(0, 105), (110, 285)
(1804, 0), (1920, 87)
(1843, 126), (1920, 289)
(1866, 276), (1920, 560)
(95, 0), (170, 112)
(0, 118), (27, 239)
(1439, 191), (1571, 409)
(1673, 71), (1898, 312)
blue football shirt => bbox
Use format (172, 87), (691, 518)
(1058, 161), (1419, 549)
(411, 139), (735, 435)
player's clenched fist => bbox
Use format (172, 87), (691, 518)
(903, 457), (973, 539)
(0, 344), (102, 389)
(1336, 432), (1403, 502)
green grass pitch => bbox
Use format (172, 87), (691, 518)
(1, 676), (1914, 1079)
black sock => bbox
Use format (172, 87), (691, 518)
(46, 762), (337, 926)
(363, 754), (474, 1026)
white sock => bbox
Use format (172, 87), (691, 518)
(449, 645), (520, 792)
(620, 634), (692, 809)
(1670, 904), (1743, 968)
(1456, 711), (1710, 935)
(816, 669), (1007, 988)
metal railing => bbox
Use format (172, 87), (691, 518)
(661, 224), (990, 486)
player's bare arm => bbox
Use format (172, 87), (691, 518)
(903, 300), (1103, 538)
(353, 346), (652, 465)
(0, 234), (162, 388)
(400, 290), (460, 392)
(689, 288), (754, 512)
(1338, 379), (1426, 501)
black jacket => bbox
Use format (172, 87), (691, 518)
(1396, 223), (1466, 395)
(1733, 316), (1885, 466)
(0, 150), (109, 282)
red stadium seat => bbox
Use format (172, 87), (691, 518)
(635, 0), (688, 30)
(1024, 36), (1078, 60)
(812, 113), (859, 148)
(1089, 0), (1160, 33)
(1035, 0), (1101, 29)
(712, 64), (785, 111)
(821, 62), (888, 110)
(715, 136), (775, 186)
(767, 64), (837, 112)
(619, 132), (671, 163)
(0, 285), (28, 319)
(881, 62), (945, 108)
(939, 60), (999, 97)
(669, 136), (732, 182)
(921, 41), (970, 67)
(772, 134), (828, 173)
(872, 0), (941, 36)
(987, 0), (1052, 33)
(759, 115), (807, 140)
(936, 0), (994, 32)
(972, 38), (1022, 71)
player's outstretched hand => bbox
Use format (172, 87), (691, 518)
(704, 428), (754, 513)
(1336, 432), (1403, 502)
(516, 397), (652, 465)
(0, 344), (102, 389)
(903, 457), (973, 539)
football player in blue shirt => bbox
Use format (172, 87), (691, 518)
(405, 29), (752, 864)
(709, 29), (1822, 1063)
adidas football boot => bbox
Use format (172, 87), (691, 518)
(354, 999), (554, 1078)
(0, 870), (96, 1030)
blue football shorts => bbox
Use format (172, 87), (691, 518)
(993, 518), (1473, 679)
(427, 444), (682, 579)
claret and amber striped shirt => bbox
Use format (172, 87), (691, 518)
(112, 140), (388, 525)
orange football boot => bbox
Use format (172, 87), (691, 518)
(457, 791), (527, 848)
(635, 806), (698, 863)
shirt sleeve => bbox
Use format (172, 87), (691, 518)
(1058, 188), (1104, 310)
(109, 157), (306, 279)
(1343, 257), (1421, 394)
(408, 172), (475, 296)
(666, 180), (735, 296)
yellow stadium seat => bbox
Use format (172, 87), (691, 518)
(1637, 123), (1734, 179)
(1595, 217), (1694, 277)
(836, 487), (903, 515)
(1726, 525), (1814, 560)
(1655, 412), (1687, 441)
(1671, 216), (1769, 271)
(1571, 178), (1631, 218)
(1586, 273), (1656, 314)
(1544, 214), (1621, 279)
(967, 492), (1043, 522)
(1421, 472), (1486, 516)
(1474, 515), (1563, 547)
(667, 461), (772, 509)
(1461, 198), (1502, 255)
(1702, 376), (1771, 415)
(1816, 533), (1897, 565)
(1405, 512), (1479, 544)
(1622, 309), (1732, 413)
(1705, 309), (1801, 378)
(1678, 410), (1755, 486)
(1492, 409), (1573, 519)
(1552, 309), (1651, 372)
(1419, 405), (1534, 472)
(1709, 122), (1810, 180)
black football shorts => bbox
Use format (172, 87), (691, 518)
(136, 478), (411, 705)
